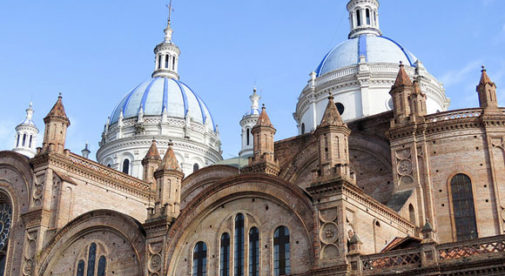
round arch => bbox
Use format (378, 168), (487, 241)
(37, 209), (146, 275)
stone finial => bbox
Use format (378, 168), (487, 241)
(476, 65), (499, 112)
(479, 65), (494, 86)
(160, 143), (180, 171)
(392, 62), (413, 88)
(81, 142), (91, 158)
(319, 93), (345, 128)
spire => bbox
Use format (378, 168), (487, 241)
(160, 142), (181, 171)
(393, 62), (413, 88)
(255, 104), (273, 127)
(144, 139), (161, 160)
(319, 93), (344, 127)
(26, 102), (34, 121)
(44, 93), (69, 124)
(347, 0), (381, 39)
(152, 2), (181, 79)
(477, 65), (499, 112)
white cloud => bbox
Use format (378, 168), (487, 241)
(440, 60), (483, 87)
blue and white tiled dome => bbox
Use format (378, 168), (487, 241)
(315, 35), (417, 77)
(110, 77), (215, 132)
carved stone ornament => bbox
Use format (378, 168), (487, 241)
(397, 160), (412, 176)
(149, 254), (162, 272)
(319, 208), (338, 223)
(400, 175), (414, 185)
(395, 148), (411, 160)
(320, 222), (339, 244)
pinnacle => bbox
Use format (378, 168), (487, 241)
(45, 94), (69, 123)
(479, 66), (494, 86)
(144, 140), (161, 160)
(393, 63), (413, 88)
(255, 104), (273, 127)
(160, 144), (180, 171)
(319, 93), (344, 127)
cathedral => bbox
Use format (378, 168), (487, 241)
(2, 0), (505, 275)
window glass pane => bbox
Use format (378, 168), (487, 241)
(234, 214), (244, 276)
(274, 226), (290, 276)
(249, 227), (259, 276)
(86, 243), (96, 276)
(220, 233), (230, 276)
(451, 174), (478, 241)
(97, 256), (106, 276)
(193, 242), (207, 276)
(76, 260), (85, 276)
(122, 159), (129, 174)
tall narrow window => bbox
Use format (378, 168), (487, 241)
(165, 55), (169, 69)
(16, 135), (20, 147)
(29, 135), (33, 148)
(249, 227), (260, 276)
(76, 260), (85, 276)
(22, 134), (26, 147)
(158, 55), (162, 69)
(246, 128), (250, 145)
(193, 163), (200, 173)
(122, 159), (130, 174)
(451, 174), (478, 241)
(172, 57), (176, 70)
(274, 226), (290, 276)
(86, 243), (97, 276)
(193, 242), (207, 276)
(220, 233), (230, 276)
(301, 123), (305, 134)
(234, 214), (245, 276)
(356, 10), (361, 26)
(366, 9), (371, 25)
(97, 256), (106, 276)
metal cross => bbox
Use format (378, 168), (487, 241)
(166, 0), (174, 23)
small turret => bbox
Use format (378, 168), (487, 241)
(242, 104), (279, 175)
(409, 78), (427, 120)
(477, 66), (499, 113)
(142, 139), (162, 188)
(13, 102), (39, 158)
(153, 141), (184, 218)
(41, 94), (70, 154)
(390, 63), (414, 125)
(314, 93), (353, 182)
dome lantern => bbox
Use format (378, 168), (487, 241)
(347, 0), (381, 39)
(152, 8), (181, 80)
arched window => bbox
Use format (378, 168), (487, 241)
(22, 134), (26, 147)
(76, 260), (85, 276)
(409, 204), (416, 225)
(193, 163), (200, 173)
(193, 241), (207, 276)
(29, 135), (33, 148)
(220, 233), (230, 276)
(122, 159), (130, 174)
(86, 242), (97, 276)
(301, 123), (305, 134)
(274, 226), (290, 276)
(97, 256), (107, 276)
(165, 55), (169, 69)
(158, 55), (163, 69)
(234, 214), (245, 276)
(450, 174), (478, 241)
(366, 9), (371, 25)
(172, 57), (176, 70)
(249, 227), (260, 276)
(16, 135), (20, 147)
(0, 202), (13, 275)
(246, 128), (250, 145)
(356, 10), (361, 26)
(336, 102), (345, 115)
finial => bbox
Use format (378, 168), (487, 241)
(262, 103), (266, 110)
(399, 61), (403, 67)
(166, 0), (174, 24)
(152, 136), (156, 142)
(168, 139), (173, 147)
(58, 92), (62, 98)
(253, 87), (257, 94)
(481, 65), (486, 72)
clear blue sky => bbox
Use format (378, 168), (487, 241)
(1, 0), (505, 160)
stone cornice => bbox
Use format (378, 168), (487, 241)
(32, 152), (153, 199)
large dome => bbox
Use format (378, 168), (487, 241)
(315, 35), (417, 77)
(110, 77), (215, 132)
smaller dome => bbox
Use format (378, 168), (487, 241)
(315, 35), (417, 77)
(110, 77), (215, 132)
